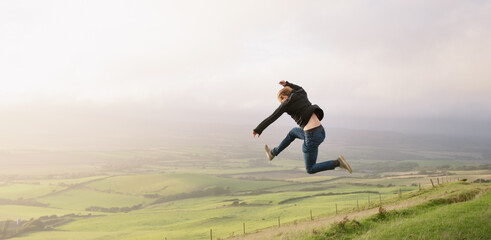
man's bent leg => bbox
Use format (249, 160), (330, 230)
(304, 147), (336, 174)
(272, 127), (304, 156)
(303, 127), (336, 174)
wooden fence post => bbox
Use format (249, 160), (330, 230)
(335, 203), (338, 214)
(430, 179), (435, 188)
(357, 199), (359, 210)
(278, 216), (280, 227)
(243, 222), (245, 234)
(210, 229), (212, 240)
(368, 195), (370, 207)
(437, 178), (440, 185)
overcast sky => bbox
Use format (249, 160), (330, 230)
(1, 0), (491, 148)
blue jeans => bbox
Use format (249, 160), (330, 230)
(271, 125), (335, 174)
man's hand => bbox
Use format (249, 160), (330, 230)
(252, 130), (260, 138)
(279, 80), (286, 86)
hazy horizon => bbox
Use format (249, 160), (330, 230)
(1, 0), (491, 149)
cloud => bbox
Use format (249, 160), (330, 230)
(1, 0), (490, 143)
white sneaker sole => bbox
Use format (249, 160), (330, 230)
(264, 145), (274, 161)
(338, 155), (352, 174)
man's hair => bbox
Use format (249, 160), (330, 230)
(277, 86), (292, 101)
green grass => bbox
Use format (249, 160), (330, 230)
(84, 173), (288, 196)
(364, 192), (491, 239)
(3, 171), (489, 240)
(0, 184), (63, 200)
(300, 183), (490, 240)
(37, 189), (152, 211)
(10, 231), (130, 240)
(15, 176), (108, 186)
(0, 205), (91, 220)
(401, 159), (467, 167)
(21, 186), (415, 240)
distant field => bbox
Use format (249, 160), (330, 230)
(13, 181), (489, 240)
(84, 173), (289, 196)
(0, 145), (489, 240)
(288, 175), (339, 183)
(0, 184), (63, 200)
(0, 205), (90, 220)
(38, 188), (152, 211)
(6, 172), (488, 240)
(30, 175), (108, 186)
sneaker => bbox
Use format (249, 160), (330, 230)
(264, 145), (274, 161)
(337, 155), (352, 174)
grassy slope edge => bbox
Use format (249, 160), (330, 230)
(299, 182), (490, 240)
(229, 182), (490, 240)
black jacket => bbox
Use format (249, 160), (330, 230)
(254, 82), (324, 135)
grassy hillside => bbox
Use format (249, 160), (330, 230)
(4, 173), (487, 240)
(232, 182), (490, 240)
(84, 173), (288, 196)
(0, 184), (63, 200)
(37, 189), (152, 211)
(302, 183), (490, 240)
(358, 190), (490, 240)
(0, 140), (489, 240)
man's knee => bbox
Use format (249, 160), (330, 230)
(288, 128), (302, 138)
(306, 167), (316, 174)
(287, 129), (298, 139)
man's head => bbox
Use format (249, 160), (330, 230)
(277, 86), (292, 103)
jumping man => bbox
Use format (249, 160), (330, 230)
(252, 81), (352, 174)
